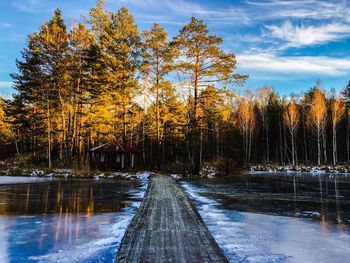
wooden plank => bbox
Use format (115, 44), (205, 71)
(115, 174), (228, 263)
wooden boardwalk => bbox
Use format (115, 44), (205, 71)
(115, 174), (228, 263)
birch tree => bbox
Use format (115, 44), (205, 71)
(331, 96), (345, 165)
(308, 87), (327, 165)
(257, 86), (273, 163)
(283, 100), (299, 165)
(237, 97), (255, 164)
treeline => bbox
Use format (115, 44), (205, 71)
(237, 82), (350, 167)
(0, 1), (350, 173)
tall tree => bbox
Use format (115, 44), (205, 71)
(237, 97), (255, 164)
(39, 9), (70, 163)
(283, 100), (299, 165)
(308, 87), (327, 165)
(88, 3), (141, 146)
(142, 23), (176, 169)
(257, 86), (273, 163)
(174, 17), (246, 174)
(12, 9), (69, 168)
(330, 96), (345, 165)
(67, 23), (94, 162)
(0, 97), (13, 144)
(342, 81), (350, 161)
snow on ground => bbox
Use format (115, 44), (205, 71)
(94, 171), (151, 181)
(0, 176), (52, 184)
(171, 174), (182, 179)
(181, 182), (350, 263)
(249, 165), (350, 174)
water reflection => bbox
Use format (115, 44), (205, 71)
(0, 178), (146, 263)
(0, 179), (141, 215)
(184, 172), (350, 227)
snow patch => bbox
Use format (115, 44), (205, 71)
(249, 165), (350, 174)
(171, 174), (182, 179)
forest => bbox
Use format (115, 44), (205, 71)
(1, 0), (350, 174)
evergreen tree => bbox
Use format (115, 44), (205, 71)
(142, 23), (176, 169)
(174, 17), (247, 174)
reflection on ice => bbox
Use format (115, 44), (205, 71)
(0, 176), (52, 185)
(0, 176), (149, 262)
(0, 212), (135, 263)
(181, 182), (350, 263)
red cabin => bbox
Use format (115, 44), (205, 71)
(89, 141), (143, 171)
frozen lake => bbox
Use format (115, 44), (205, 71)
(180, 172), (350, 263)
(1, 172), (349, 262)
(0, 177), (148, 263)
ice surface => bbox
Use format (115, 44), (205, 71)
(181, 182), (350, 263)
(0, 176), (52, 184)
(0, 212), (136, 263)
(0, 173), (150, 263)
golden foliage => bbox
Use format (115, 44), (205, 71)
(308, 87), (327, 133)
(284, 100), (299, 136)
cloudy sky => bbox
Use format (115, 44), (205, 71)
(1, 0), (350, 97)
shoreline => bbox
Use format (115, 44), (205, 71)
(249, 164), (350, 174)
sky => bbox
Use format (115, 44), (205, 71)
(0, 0), (350, 98)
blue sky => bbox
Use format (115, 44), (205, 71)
(1, 0), (350, 98)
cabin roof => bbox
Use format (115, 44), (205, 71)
(89, 142), (143, 153)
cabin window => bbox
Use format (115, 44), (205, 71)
(116, 153), (121, 162)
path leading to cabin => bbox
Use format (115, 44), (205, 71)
(115, 174), (228, 263)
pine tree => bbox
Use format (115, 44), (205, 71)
(89, 4), (141, 146)
(68, 23), (94, 163)
(0, 97), (13, 144)
(174, 17), (247, 174)
(142, 23), (176, 169)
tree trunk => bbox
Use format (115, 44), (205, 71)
(317, 130), (321, 166)
(333, 126), (337, 165)
(192, 59), (200, 175)
(323, 128), (327, 164)
(47, 97), (52, 169)
(156, 74), (161, 170)
(283, 123), (287, 165)
(303, 111), (308, 163)
(291, 132), (295, 166)
(279, 116), (283, 164)
(123, 100), (128, 169)
(347, 114), (350, 162)
(266, 115), (269, 163)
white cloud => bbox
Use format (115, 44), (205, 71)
(121, 0), (252, 25)
(265, 21), (350, 48)
(10, 0), (46, 13)
(237, 54), (350, 76)
(0, 81), (13, 88)
(245, 0), (350, 21)
(0, 22), (13, 28)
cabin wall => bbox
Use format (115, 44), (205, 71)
(89, 151), (140, 171)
